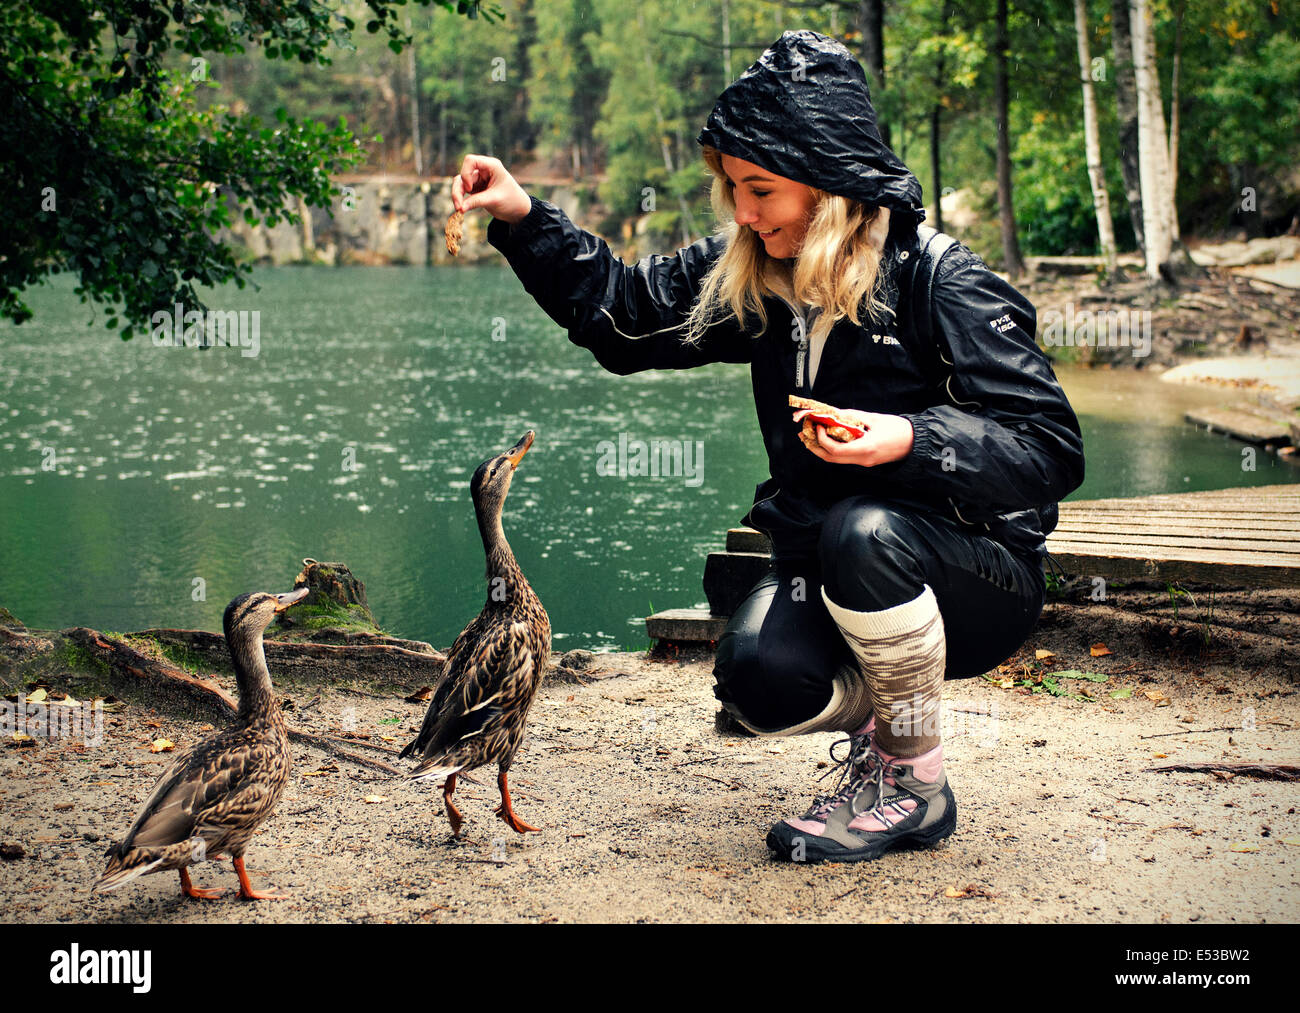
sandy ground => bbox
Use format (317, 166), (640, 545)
(2, 588), (1297, 925)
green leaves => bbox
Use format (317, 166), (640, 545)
(0, 0), (495, 336)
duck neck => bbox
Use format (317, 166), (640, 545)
(228, 630), (279, 722)
(478, 511), (524, 603)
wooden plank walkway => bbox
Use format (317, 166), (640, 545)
(1047, 484), (1300, 587)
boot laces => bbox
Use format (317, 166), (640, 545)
(802, 729), (875, 819)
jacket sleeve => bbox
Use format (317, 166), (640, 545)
(885, 248), (1085, 513)
(485, 196), (753, 375)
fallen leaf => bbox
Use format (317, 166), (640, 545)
(944, 886), (967, 898)
(1109, 687), (1133, 699)
(25, 688), (47, 704)
(53, 802), (73, 812)
(1034, 649), (1055, 661)
(363, 795), (389, 804)
(1229, 843), (1259, 853)
(150, 738), (175, 753)
(405, 686), (433, 703)
(380, 735), (397, 743)
(1143, 690), (1169, 703)
(1090, 643), (1113, 657)
(1153, 752), (1169, 758)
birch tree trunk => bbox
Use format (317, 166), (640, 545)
(1110, 0), (1145, 252)
(1169, 1), (1184, 223)
(1129, 0), (1172, 279)
(1073, 0), (1116, 273)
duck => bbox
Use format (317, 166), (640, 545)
(93, 587), (308, 900)
(400, 430), (552, 837)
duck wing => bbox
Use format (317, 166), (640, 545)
(117, 730), (282, 853)
(403, 618), (536, 776)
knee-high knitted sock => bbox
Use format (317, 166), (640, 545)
(820, 584), (946, 757)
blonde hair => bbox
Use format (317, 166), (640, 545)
(684, 145), (892, 346)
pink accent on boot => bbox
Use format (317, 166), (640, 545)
(844, 741), (943, 834)
(784, 815), (831, 836)
(891, 740), (944, 783)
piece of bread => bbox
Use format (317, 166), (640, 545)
(445, 209), (465, 256)
(788, 394), (866, 445)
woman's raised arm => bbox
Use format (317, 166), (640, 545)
(452, 155), (751, 374)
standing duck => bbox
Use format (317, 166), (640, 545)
(93, 587), (308, 900)
(400, 430), (551, 837)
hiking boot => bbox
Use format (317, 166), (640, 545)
(766, 738), (956, 864)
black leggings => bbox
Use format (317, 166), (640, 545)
(713, 496), (1046, 731)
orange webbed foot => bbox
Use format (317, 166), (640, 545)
(233, 856), (287, 901)
(495, 770), (541, 834)
(494, 805), (541, 834)
(179, 868), (225, 900)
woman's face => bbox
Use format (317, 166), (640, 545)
(720, 153), (818, 259)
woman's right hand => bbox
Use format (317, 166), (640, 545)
(452, 154), (532, 224)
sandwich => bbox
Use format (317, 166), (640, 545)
(789, 394), (866, 449)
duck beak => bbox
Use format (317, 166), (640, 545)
(274, 587), (310, 612)
(505, 430), (535, 469)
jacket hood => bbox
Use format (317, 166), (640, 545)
(696, 30), (926, 228)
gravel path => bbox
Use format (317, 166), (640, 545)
(2, 599), (1297, 924)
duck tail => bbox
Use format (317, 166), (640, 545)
(406, 759), (464, 785)
(92, 849), (166, 894)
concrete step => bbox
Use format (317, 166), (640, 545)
(703, 550), (771, 616)
(725, 527), (772, 553)
(645, 608), (729, 644)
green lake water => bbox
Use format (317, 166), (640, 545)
(1, 266), (1295, 649)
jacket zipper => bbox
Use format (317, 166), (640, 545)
(776, 294), (809, 392)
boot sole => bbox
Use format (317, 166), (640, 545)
(766, 797), (957, 864)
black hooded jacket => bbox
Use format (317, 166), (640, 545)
(487, 30), (1085, 563)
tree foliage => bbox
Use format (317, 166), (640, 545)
(1, 0), (500, 333)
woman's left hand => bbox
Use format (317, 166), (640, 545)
(801, 409), (914, 468)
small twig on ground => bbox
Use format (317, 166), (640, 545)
(287, 729), (404, 776)
(671, 754), (723, 768)
(689, 771), (748, 790)
(1140, 726), (1239, 739)
(1147, 762), (1300, 782)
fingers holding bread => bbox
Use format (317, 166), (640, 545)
(788, 394), (866, 444)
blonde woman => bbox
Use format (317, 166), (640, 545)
(458, 30), (1084, 863)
